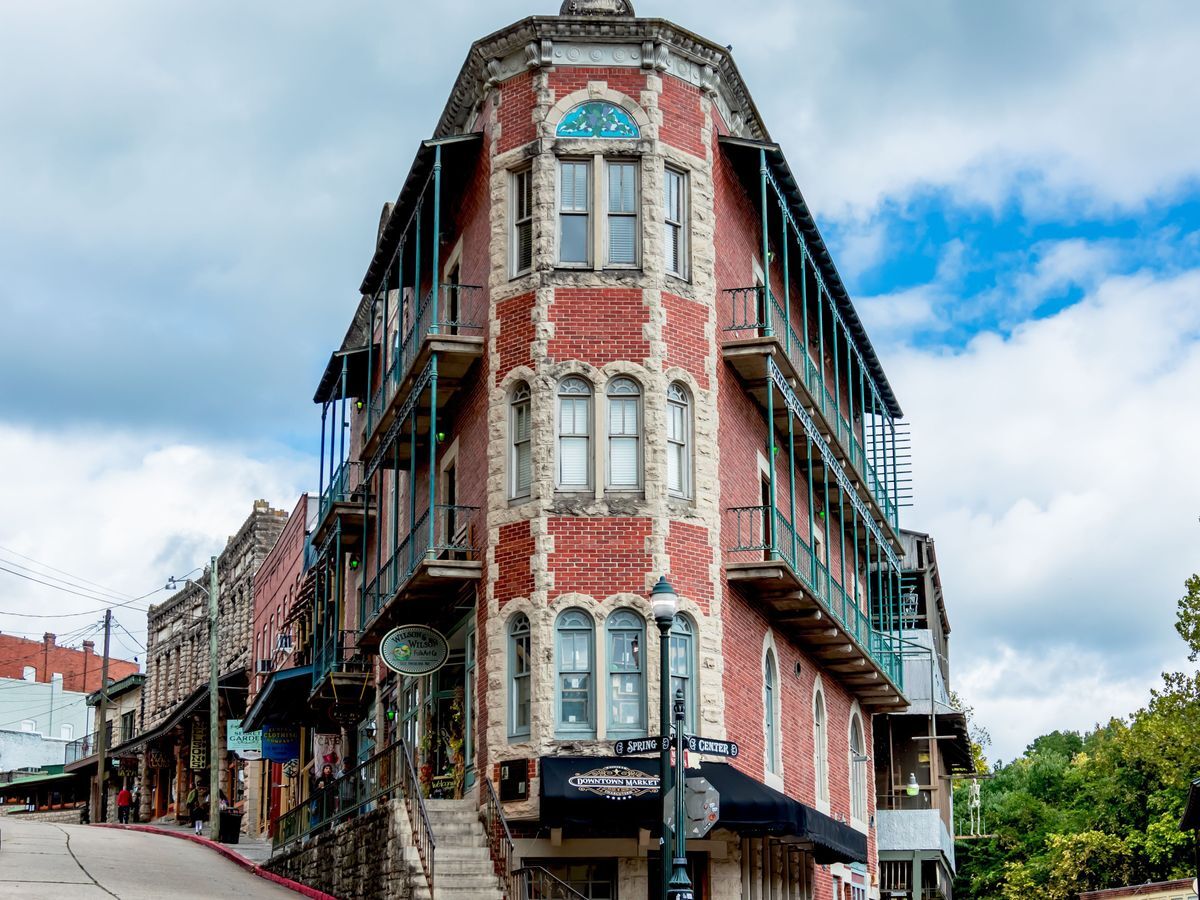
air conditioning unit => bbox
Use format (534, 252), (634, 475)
(275, 632), (293, 652)
(256, 658), (274, 674)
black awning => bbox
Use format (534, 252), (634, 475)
(1182, 777), (1200, 829)
(539, 756), (866, 865)
(243, 664), (315, 733)
(313, 344), (375, 405)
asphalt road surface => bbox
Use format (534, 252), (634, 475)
(0, 817), (299, 899)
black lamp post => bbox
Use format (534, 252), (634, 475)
(667, 686), (694, 899)
(650, 576), (679, 900)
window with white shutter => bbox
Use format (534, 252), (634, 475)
(511, 168), (533, 276)
(606, 160), (639, 266)
(664, 167), (687, 278)
(559, 160), (591, 265)
(666, 382), (691, 498)
(510, 383), (532, 499)
(557, 376), (592, 489)
(606, 377), (641, 489)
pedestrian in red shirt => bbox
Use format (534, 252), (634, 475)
(116, 786), (133, 824)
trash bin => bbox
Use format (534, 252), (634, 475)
(218, 810), (243, 844)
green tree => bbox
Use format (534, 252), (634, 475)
(1176, 573), (1200, 660)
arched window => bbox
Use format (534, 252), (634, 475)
(814, 687), (829, 805)
(669, 615), (696, 732)
(508, 614), (531, 738)
(849, 712), (868, 823)
(555, 609), (595, 735)
(667, 382), (691, 498)
(606, 610), (645, 736)
(510, 383), (532, 499)
(557, 377), (592, 489)
(764, 649), (779, 775)
(606, 377), (641, 489)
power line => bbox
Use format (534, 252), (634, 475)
(0, 545), (137, 601)
(0, 564), (162, 615)
(0, 556), (135, 604)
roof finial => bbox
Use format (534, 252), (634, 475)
(559, 0), (636, 16)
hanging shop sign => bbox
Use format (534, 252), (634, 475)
(261, 724), (301, 763)
(226, 719), (263, 761)
(315, 732), (342, 767)
(567, 765), (660, 800)
(117, 756), (140, 778)
(189, 721), (208, 770)
(147, 749), (169, 769)
(380, 625), (450, 676)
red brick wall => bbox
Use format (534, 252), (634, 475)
(666, 521), (712, 613)
(0, 634), (138, 693)
(547, 68), (647, 103)
(659, 76), (705, 157)
(662, 291), (709, 389)
(547, 517), (651, 598)
(496, 291), (535, 384)
(547, 287), (648, 367)
(496, 522), (535, 607)
(250, 493), (310, 701)
(498, 70), (537, 154)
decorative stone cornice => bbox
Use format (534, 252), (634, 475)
(433, 16), (769, 142)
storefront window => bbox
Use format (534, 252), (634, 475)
(526, 859), (617, 899)
(606, 609), (645, 737)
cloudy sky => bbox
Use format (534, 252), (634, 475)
(1, 0), (1197, 760)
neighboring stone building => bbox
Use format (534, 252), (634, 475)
(273, 2), (918, 898)
(873, 531), (973, 899)
(133, 499), (288, 822)
(64, 672), (146, 821)
(0, 632), (138, 692)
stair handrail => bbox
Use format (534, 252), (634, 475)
(513, 865), (590, 900)
(481, 776), (518, 898)
(400, 739), (436, 897)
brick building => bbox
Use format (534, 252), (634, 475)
(0, 632), (138, 693)
(273, 2), (917, 898)
(132, 499), (288, 822)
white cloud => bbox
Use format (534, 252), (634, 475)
(890, 262), (1200, 757)
(0, 425), (309, 658)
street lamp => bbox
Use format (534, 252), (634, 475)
(668, 687), (694, 899)
(650, 576), (678, 900)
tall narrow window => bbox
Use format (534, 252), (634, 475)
(510, 383), (532, 499)
(556, 609), (595, 734)
(850, 713), (868, 823)
(606, 610), (646, 736)
(559, 160), (591, 265)
(606, 377), (641, 489)
(557, 377), (592, 489)
(606, 160), (639, 266)
(667, 382), (691, 498)
(669, 615), (696, 732)
(664, 167), (688, 278)
(814, 688), (829, 805)
(511, 168), (533, 276)
(509, 614), (531, 738)
(764, 649), (779, 774)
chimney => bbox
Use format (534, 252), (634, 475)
(82, 640), (95, 654)
(43, 632), (55, 648)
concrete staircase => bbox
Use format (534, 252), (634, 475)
(407, 798), (504, 899)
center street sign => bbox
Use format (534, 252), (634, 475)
(685, 736), (739, 758)
(613, 735), (740, 758)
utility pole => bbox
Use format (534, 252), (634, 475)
(208, 556), (220, 840)
(93, 609), (112, 824)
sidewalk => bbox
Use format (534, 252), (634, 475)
(93, 822), (335, 900)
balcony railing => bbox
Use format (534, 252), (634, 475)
(725, 504), (902, 684)
(312, 629), (370, 691)
(64, 733), (97, 764)
(360, 504), (480, 627)
(724, 285), (899, 527)
(273, 738), (435, 894)
(365, 283), (485, 439)
(319, 459), (363, 524)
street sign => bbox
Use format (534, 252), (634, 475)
(685, 735), (739, 758)
(664, 777), (720, 839)
(613, 735), (669, 756)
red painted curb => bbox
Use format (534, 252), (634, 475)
(93, 824), (339, 900)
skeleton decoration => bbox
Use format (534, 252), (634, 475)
(967, 778), (982, 835)
(559, 0), (636, 16)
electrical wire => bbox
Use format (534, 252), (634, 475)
(0, 557), (135, 604)
(0, 544), (138, 601)
(0, 564), (163, 616)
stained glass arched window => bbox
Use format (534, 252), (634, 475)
(556, 101), (640, 139)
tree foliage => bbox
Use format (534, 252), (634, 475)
(955, 573), (1200, 899)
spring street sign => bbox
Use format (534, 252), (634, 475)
(380, 625), (450, 676)
(613, 736), (670, 756)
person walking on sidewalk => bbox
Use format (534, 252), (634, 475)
(116, 786), (133, 824)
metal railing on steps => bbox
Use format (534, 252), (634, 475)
(481, 778), (586, 899)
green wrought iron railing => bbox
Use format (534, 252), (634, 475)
(360, 503), (480, 629)
(365, 283), (484, 440)
(311, 628), (370, 692)
(724, 504), (903, 685)
(318, 459), (362, 525)
(723, 285), (899, 528)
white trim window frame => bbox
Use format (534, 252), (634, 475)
(508, 614), (532, 739)
(558, 159), (592, 267)
(813, 685), (830, 808)
(605, 159), (640, 268)
(764, 649), (780, 776)
(510, 166), (534, 277)
(849, 711), (868, 826)
(606, 377), (642, 490)
(510, 383), (532, 500)
(666, 382), (691, 498)
(664, 166), (688, 279)
(557, 376), (593, 490)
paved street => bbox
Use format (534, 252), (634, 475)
(0, 817), (299, 899)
